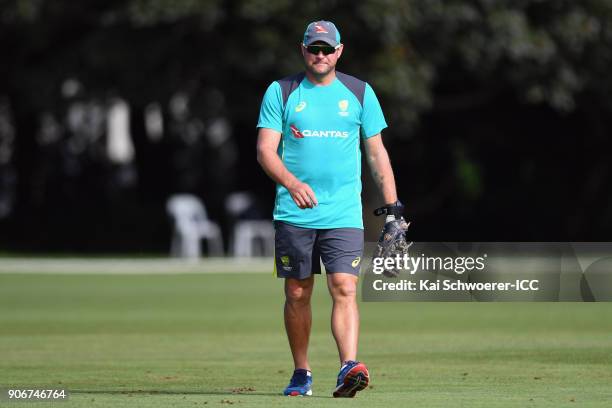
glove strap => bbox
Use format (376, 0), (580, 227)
(373, 200), (405, 217)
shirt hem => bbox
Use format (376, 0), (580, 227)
(274, 218), (364, 230)
(257, 124), (282, 133)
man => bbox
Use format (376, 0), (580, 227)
(256, 20), (401, 398)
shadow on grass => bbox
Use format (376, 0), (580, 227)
(71, 389), (333, 399)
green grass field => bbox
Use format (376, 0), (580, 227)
(1, 262), (612, 407)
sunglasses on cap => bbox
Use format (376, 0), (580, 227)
(303, 44), (340, 56)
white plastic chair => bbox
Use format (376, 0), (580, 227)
(166, 194), (224, 258)
(232, 220), (275, 257)
(225, 192), (274, 257)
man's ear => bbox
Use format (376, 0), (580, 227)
(336, 44), (344, 59)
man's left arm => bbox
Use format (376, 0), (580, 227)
(363, 134), (398, 205)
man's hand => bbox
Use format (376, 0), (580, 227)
(373, 201), (411, 277)
(258, 128), (316, 210)
(287, 179), (318, 209)
(256, 129), (318, 210)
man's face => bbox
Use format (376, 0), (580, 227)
(301, 41), (344, 76)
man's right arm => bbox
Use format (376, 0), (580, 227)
(256, 128), (318, 209)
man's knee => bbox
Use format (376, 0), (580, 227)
(329, 276), (357, 300)
(285, 278), (314, 304)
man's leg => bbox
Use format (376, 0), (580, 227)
(327, 272), (368, 397)
(284, 276), (315, 370)
(326, 273), (359, 364)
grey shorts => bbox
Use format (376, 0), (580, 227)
(274, 221), (364, 280)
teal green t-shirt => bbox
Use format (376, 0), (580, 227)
(257, 72), (387, 229)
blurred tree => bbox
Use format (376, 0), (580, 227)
(1, 0), (612, 251)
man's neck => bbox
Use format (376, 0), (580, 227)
(305, 70), (336, 86)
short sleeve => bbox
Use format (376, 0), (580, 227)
(256, 82), (283, 132)
(360, 83), (387, 139)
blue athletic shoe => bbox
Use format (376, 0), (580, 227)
(333, 360), (369, 398)
(283, 369), (313, 396)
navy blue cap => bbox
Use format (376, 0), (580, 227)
(303, 21), (341, 47)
